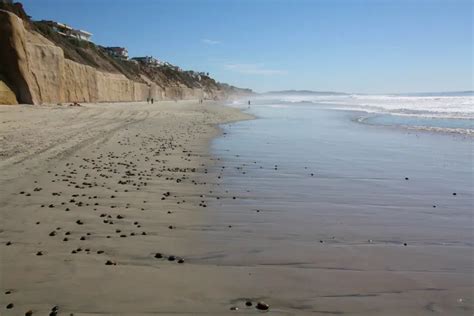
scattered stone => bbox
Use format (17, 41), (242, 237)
(256, 301), (269, 311)
(245, 301), (252, 307)
(6, 303), (14, 309)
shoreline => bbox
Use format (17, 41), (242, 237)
(0, 100), (255, 315)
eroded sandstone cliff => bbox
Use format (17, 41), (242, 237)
(0, 7), (251, 105)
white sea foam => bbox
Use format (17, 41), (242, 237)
(273, 94), (474, 119)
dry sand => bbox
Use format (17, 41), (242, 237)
(0, 100), (259, 315)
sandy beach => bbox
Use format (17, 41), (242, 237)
(0, 100), (256, 315)
(1, 100), (472, 316)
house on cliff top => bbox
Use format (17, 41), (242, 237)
(131, 56), (163, 67)
(105, 47), (128, 59)
(41, 20), (92, 42)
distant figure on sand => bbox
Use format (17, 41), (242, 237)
(151, 98), (154, 104)
(146, 97), (149, 104)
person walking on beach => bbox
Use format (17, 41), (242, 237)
(151, 98), (154, 104)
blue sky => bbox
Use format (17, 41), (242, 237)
(22, 0), (472, 93)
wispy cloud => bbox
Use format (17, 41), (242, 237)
(224, 63), (287, 75)
(202, 39), (220, 45)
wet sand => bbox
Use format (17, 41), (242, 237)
(208, 104), (473, 315)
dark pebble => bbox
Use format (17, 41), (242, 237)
(245, 301), (252, 307)
(256, 301), (269, 311)
(6, 303), (14, 309)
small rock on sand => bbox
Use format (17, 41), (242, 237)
(256, 301), (269, 310)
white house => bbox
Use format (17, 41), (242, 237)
(41, 20), (93, 42)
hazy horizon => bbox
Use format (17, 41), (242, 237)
(261, 89), (474, 95)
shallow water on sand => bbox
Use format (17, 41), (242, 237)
(207, 100), (473, 314)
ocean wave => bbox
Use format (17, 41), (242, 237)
(261, 93), (474, 119)
(355, 114), (474, 136)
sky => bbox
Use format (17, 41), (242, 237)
(22, 0), (473, 93)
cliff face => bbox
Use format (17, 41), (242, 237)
(0, 9), (38, 104)
(0, 9), (251, 105)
